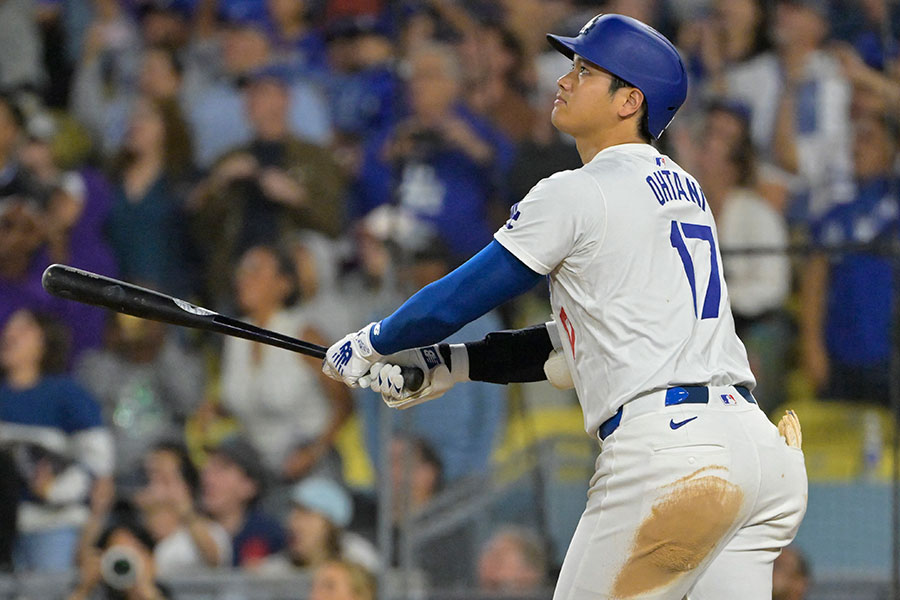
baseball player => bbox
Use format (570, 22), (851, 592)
(324, 14), (807, 599)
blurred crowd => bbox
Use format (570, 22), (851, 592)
(0, 0), (897, 595)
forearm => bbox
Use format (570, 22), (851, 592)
(773, 90), (799, 173)
(799, 254), (828, 346)
(319, 382), (352, 446)
(372, 241), (543, 354)
(183, 513), (224, 566)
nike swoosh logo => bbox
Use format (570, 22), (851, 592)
(669, 416), (698, 430)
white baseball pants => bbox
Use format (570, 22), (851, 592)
(553, 386), (808, 600)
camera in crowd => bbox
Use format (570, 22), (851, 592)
(100, 545), (142, 591)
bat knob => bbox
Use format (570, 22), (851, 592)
(400, 366), (425, 392)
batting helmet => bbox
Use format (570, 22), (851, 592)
(547, 14), (688, 139)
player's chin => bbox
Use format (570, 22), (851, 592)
(550, 108), (572, 134)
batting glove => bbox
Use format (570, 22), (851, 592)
(322, 322), (384, 388)
(368, 344), (470, 409)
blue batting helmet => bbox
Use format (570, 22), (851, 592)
(547, 14), (688, 139)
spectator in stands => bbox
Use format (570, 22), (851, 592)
(359, 43), (514, 257)
(185, 19), (332, 168)
(324, 16), (398, 142)
(800, 114), (900, 405)
(388, 435), (473, 588)
(220, 245), (351, 483)
(285, 230), (355, 341)
(772, 545), (810, 600)
(0, 309), (114, 572)
(389, 436), (442, 524)
(838, 0), (899, 71)
(76, 313), (204, 490)
(324, 17), (400, 222)
(137, 2), (193, 51)
(200, 435), (286, 568)
(68, 511), (172, 600)
(677, 0), (772, 101)
(695, 103), (791, 409)
(0, 95), (38, 202)
(189, 68), (345, 304)
(477, 526), (548, 593)
(359, 236), (505, 483)
(0, 95), (51, 308)
(719, 0), (854, 221)
(134, 442), (231, 575)
(461, 23), (537, 144)
(72, 44), (185, 158)
(833, 42), (900, 121)
(310, 559), (377, 600)
(19, 110), (118, 362)
(0, 199), (53, 332)
(260, 477), (378, 573)
(266, 0), (328, 76)
(330, 209), (407, 338)
(106, 96), (193, 295)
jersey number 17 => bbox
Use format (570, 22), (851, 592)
(669, 220), (721, 319)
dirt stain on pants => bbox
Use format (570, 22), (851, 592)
(611, 466), (743, 598)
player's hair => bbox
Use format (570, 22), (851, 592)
(322, 560), (377, 600)
(151, 440), (201, 498)
(243, 243), (301, 307)
(401, 435), (444, 492)
(14, 310), (72, 375)
(729, 139), (756, 188)
(485, 525), (548, 582)
(608, 74), (652, 143)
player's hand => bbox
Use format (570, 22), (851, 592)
(322, 323), (383, 388)
(368, 345), (459, 409)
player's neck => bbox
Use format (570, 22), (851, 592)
(575, 128), (647, 164)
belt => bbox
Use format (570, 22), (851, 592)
(598, 385), (756, 441)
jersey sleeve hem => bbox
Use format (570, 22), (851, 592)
(493, 232), (553, 275)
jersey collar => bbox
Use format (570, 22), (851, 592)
(587, 143), (659, 164)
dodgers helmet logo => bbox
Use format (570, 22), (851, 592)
(579, 14), (603, 36)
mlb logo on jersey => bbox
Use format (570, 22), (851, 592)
(505, 202), (521, 230)
(720, 394), (737, 405)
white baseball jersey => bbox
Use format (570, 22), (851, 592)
(494, 143), (756, 435)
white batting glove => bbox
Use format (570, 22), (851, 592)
(368, 344), (469, 409)
(322, 322), (384, 388)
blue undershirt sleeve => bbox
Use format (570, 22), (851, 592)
(370, 240), (544, 355)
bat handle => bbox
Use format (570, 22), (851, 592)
(399, 366), (425, 393)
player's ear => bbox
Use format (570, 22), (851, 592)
(618, 88), (645, 120)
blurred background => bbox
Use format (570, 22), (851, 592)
(0, 0), (898, 598)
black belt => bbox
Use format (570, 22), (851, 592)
(598, 385), (756, 441)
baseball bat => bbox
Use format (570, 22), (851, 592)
(41, 264), (424, 391)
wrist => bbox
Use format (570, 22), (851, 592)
(447, 344), (470, 382)
(363, 322), (386, 359)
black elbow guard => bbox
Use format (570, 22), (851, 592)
(465, 324), (554, 384)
